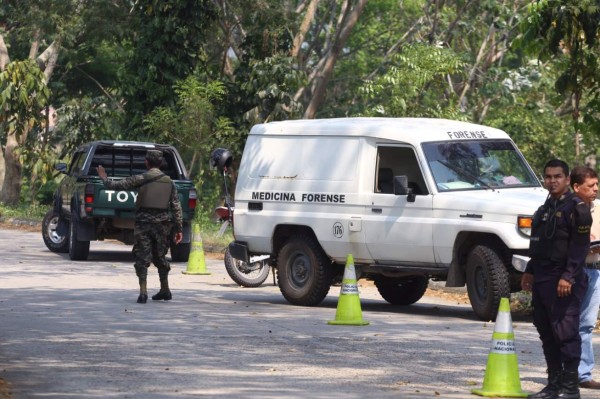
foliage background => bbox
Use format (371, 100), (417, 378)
(1, 0), (600, 224)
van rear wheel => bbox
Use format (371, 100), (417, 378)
(466, 245), (510, 321)
(374, 276), (428, 305)
(277, 235), (332, 306)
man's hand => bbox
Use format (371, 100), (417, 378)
(521, 272), (534, 292)
(557, 278), (572, 297)
(96, 165), (107, 180)
(173, 232), (183, 245)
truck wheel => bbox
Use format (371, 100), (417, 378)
(69, 220), (90, 261)
(224, 247), (270, 288)
(277, 234), (332, 306)
(42, 209), (69, 253)
(170, 242), (191, 262)
(374, 276), (428, 305)
(466, 245), (510, 321)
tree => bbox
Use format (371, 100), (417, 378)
(0, 60), (50, 204)
(123, 0), (217, 133)
(519, 0), (600, 163)
(358, 44), (466, 118)
(296, 0), (368, 118)
(143, 75), (237, 217)
(144, 76), (234, 174)
(0, 0), (62, 204)
(0, 0), (133, 204)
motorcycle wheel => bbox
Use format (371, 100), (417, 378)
(224, 247), (270, 288)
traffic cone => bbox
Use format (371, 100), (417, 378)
(328, 254), (369, 326)
(471, 297), (528, 397)
(182, 223), (211, 275)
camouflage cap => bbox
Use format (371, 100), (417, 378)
(146, 149), (163, 163)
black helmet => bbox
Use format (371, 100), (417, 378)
(210, 148), (233, 171)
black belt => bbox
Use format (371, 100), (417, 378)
(585, 262), (600, 270)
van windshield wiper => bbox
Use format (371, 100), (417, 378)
(438, 160), (494, 191)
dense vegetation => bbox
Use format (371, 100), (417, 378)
(1, 0), (600, 223)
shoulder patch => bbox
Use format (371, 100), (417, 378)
(575, 202), (593, 234)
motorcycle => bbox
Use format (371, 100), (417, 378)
(211, 148), (271, 288)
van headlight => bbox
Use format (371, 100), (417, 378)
(518, 215), (533, 236)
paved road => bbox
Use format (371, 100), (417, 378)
(1, 228), (600, 398)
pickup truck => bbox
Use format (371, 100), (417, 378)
(41, 141), (197, 261)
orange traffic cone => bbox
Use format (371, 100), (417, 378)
(182, 223), (211, 275)
(328, 254), (369, 326)
(471, 297), (528, 397)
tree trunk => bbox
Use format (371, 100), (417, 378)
(0, 33), (10, 70)
(0, 145), (5, 191)
(0, 133), (22, 205)
(292, 0), (320, 58)
(0, 38), (60, 203)
(0, 33), (9, 193)
(303, 0), (367, 119)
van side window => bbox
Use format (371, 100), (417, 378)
(375, 146), (428, 195)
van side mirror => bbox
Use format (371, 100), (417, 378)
(393, 175), (416, 203)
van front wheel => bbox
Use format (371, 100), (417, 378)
(466, 245), (510, 321)
(277, 235), (332, 306)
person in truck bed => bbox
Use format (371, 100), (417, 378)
(97, 150), (183, 304)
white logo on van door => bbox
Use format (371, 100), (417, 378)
(333, 222), (344, 238)
(105, 190), (138, 203)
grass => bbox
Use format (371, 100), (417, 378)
(0, 202), (48, 220)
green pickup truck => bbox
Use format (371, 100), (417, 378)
(42, 141), (197, 261)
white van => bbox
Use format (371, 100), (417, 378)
(228, 117), (547, 320)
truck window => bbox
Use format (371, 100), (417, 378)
(88, 147), (181, 179)
(68, 152), (86, 176)
(422, 140), (540, 191)
(375, 146), (428, 195)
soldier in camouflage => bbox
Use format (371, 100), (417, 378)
(97, 150), (183, 303)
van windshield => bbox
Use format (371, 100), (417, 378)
(422, 140), (540, 191)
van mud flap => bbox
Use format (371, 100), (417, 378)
(228, 241), (249, 263)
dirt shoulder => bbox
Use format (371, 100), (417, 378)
(0, 379), (11, 399)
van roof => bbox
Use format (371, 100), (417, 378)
(250, 117), (511, 143)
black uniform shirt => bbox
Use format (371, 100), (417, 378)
(526, 191), (592, 283)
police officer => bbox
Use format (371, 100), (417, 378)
(521, 159), (591, 399)
(97, 150), (183, 303)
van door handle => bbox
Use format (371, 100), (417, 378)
(371, 208), (382, 214)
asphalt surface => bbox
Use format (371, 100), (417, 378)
(2, 227), (600, 398)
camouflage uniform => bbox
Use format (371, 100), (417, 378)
(100, 150), (183, 302)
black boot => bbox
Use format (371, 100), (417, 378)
(557, 371), (580, 399)
(152, 289), (172, 301)
(152, 271), (172, 301)
(137, 279), (148, 303)
(528, 370), (561, 399)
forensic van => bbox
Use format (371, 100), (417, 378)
(228, 117), (547, 320)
